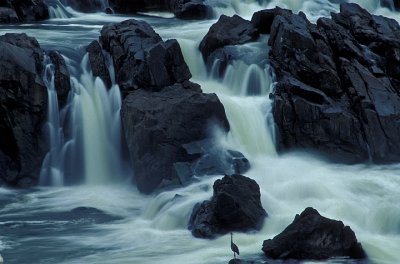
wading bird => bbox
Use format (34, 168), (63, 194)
(231, 232), (240, 259)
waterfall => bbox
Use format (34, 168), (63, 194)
(40, 52), (126, 186)
(40, 56), (65, 186)
(47, 0), (75, 19)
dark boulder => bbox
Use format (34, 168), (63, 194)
(63, 0), (106, 13)
(121, 82), (231, 194)
(251, 7), (292, 34)
(100, 19), (191, 93)
(0, 33), (48, 187)
(10, 0), (49, 22)
(169, 0), (211, 20)
(189, 174), (267, 238)
(0, 5), (18, 23)
(262, 207), (366, 260)
(48, 51), (71, 108)
(270, 3), (400, 163)
(199, 14), (259, 62)
(87, 40), (112, 88)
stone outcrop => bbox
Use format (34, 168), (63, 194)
(262, 207), (366, 260)
(0, 33), (48, 187)
(108, 0), (211, 20)
(100, 19), (192, 93)
(87, 40), (112, 88)
(101, 19), (248, 193)
(199, 14), (259, 64)
(189, 174), (267, 238)
(0, 0), (49, 23)
(269, 3), (400, 163)
(48, 51), (71, 108)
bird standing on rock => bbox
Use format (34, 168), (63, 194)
(231, 232), (240, 259)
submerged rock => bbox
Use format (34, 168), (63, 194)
(262, 207), (366, 260)
(189, 174), (267, 238)
(0, 33), (48, 187)
(269, 3), (400, 163)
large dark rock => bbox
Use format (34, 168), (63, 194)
(262, 207), (366, 260)
(103, 18), (249, 193)
(100, 19), (191, 93)
(10, 0), (49, 22)
(270, 3), (400, 163)
(48, 51), (71, 108)
(121, 82), (231, 194)
(199, 14), (259, 63)
(251, 7), (292, 34)
(109, 0), (211, 19)
(0, 5), (18, 23)
(0, 33), (48, 187)
(87, 40), (112, 88)
(189, 174), (267, 238)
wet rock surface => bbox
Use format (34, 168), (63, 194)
(87, 40), (112, 89)
(0, 0), (49, 23)
(189, 174), (267, 238)
(48, 50), (71, 108)
(269, 3), (400, 163)
(0, 33), (48, 187)
(200, 14), (259, 64)
(262, 207), (366, 260)
(102, 19), (247, 194)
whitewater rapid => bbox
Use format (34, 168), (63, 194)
(0, 0), (399, 264)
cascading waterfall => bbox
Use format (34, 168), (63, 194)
(47, 0), (75, 19)
(40, 52), (125, 186)
(40, 57), (65, 186)
(2, 1), (400, 264)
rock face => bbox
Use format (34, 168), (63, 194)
(0, 0), (49, 23)
(87, 40), (112, 88)
(269, 3), (400, 163)
(102, 19), (247, 193)
(189, 174), (267, 238)
(108, 0), (211, 20)
(381, 0), (400, 11)
(48, 51), (71, 108)
(63, 0), (106, 13)
(199, 14), (259, 64)
(0, 33), (48, 187)
(100, 19), (192, 93)
(251, 7), (292, 34)
(262, 207), (366, 260)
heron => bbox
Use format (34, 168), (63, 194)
(230, 232), (240, 259)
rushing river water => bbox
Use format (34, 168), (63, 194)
(0, 0), (400, 263)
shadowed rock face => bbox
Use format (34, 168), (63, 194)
(48, 50), (71, 108)
(0, 0), (49, 23)
(62, 0), (106, 13)
(0, 33), (48, 187)
(189, 174), (267, 238)
(100, 19), (192, 93)
(262, 207), (366, 260)
(269, 3), (400, 163)
(101, 19), (247, 194)
(87, 40), (112, 89)
(199, 14), (259, 64)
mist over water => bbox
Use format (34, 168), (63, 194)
(0, 0), (400, 263)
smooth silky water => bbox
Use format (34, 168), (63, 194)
(0, 0), (399, 263)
